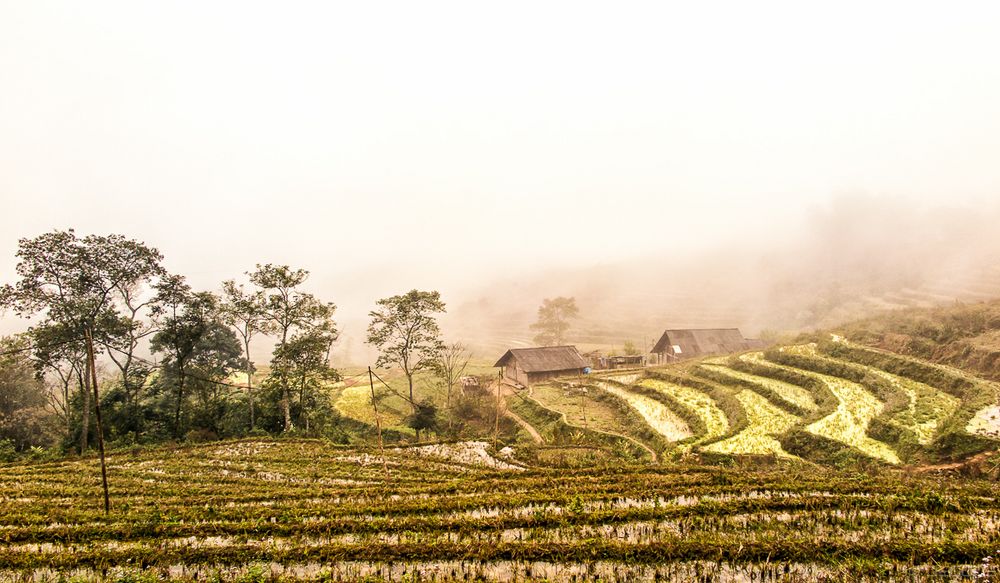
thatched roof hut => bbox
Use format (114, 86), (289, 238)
(651, 328), (762, 361)
(494, 346), (589, 386)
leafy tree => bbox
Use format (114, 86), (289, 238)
(530, 296), (579, 346)
(98, 277), (159, 432)
(249, 264), (336, 432)
(184, 322), (245, 438)
(29, 322), (87, 443)
(220, 280), (269, 430)
(0, 230), (164, 513)
(406, 399), (438, 439)
(266, 324), (339, 433)
(623, 340), (640, 356)
(0, 335), (56, 452)
(150, 278), (244, 439)
(367, 290), (446, 415)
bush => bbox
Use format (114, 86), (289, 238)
(405, 399), (438, 437)
(0, 439), (15, 463)
(184, 428), (219, 443)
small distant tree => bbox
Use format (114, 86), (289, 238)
(367, 290), (446, 416)
(99, 276), (160, 433)
(434, 342), (471, 431)
(29, 322), (87, 444)
(623, 340), (640, 356)
(530, 297), (579, 346)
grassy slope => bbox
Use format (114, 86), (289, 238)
(836, 299), (1000, 381)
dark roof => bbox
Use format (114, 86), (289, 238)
(651, 328), (756, 357)
(494, 346), (589, 372)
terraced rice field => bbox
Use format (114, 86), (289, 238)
(969, 405), (1000, 439)
(637, 378), (729, 441)
(700, 389), (800, 458)
(790, 343), (960, 446)
(3, 439), (1000, 582)
(702, 362), (819, 413)
(800, 372), (899, 464)
(593, 381), (693, 442)
(535, 334), (1000, 468)
(739, 349), (899, 464)
(530, 384), (627, 433)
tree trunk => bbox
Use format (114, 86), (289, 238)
(280, 329), (292, 432)
(79, 366), (90, 454)
(245, 338), (254, 431)
(174, 367), (185, 440)
(407, 372), (416, 413)
(62, 375), (72, 440)
(298, 371), (307, 429)
(85, 330), (111, 515)
(281, 385), (292, 432)
(446, 380), (453, 433)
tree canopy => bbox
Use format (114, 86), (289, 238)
(367, 290), (445, 418)
(530, 296), (579, 346)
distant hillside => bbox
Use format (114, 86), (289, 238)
(836, 299), (1000, 382)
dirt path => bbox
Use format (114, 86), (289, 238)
(912, 451), (995, 473)
(494, 381), (544, 444)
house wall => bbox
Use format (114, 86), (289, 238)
(526, 368), (586, 384)
(502, 363), (530, 386)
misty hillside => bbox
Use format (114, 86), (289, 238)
(449, 197), (1000, 357)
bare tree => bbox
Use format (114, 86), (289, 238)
(435, 342), (470, 431)
(101, 280), (159, 429)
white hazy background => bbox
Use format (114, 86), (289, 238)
(2, 1), (1000, 359)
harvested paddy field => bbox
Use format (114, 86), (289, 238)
(3, 438), (1000, 582)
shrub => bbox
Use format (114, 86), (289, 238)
(0, 439), (15, 463)
(184, 428), (219, 443)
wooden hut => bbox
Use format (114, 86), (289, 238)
(494, 346), (589, 386)
(650, 328), (762, 362)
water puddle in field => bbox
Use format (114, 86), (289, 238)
(13, 506), (998, 554)
(11, 560), (995, 582)
(448, 489), (847, 520)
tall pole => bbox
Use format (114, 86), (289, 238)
(369, 367), (388, 478)
(493, 370), (502, 450)
(84, 328), (111, 515)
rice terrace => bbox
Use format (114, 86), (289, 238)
(3, 250), (1000, 582)
(5, 3), (1000, 581)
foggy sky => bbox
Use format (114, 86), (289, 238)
(2, 1), (1000, 349)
